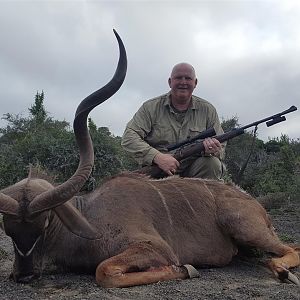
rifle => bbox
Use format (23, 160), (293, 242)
(137, 105), (298, 178)
(166, 127), (216, 151)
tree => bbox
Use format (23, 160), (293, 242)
(221, 117), (265, 187)
(0, 92), (136, 189)
(254, 136), (300, 199)
(221, 118), (300, 200)
(87, 117), (137, 181)
(0, 92), (72, 187)
(28, 91), (47, 124)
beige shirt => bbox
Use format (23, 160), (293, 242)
(122, 92), (225, 166)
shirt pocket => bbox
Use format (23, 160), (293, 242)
(147, 123), (174, 148)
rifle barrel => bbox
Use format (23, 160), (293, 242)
(241, 105), (297, 131)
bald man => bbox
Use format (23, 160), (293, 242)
(122, 63), (225, 180)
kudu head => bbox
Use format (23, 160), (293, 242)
(0, 30), (127, 283)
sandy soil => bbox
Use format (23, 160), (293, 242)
(0, 201), (299, 300)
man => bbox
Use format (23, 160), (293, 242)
(121, 63), (225, 180)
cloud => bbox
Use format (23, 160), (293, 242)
(0, 0), (299, 142)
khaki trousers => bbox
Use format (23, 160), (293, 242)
(178, 156), (225, 180)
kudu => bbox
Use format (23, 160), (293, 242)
(0, 30), (299, 288)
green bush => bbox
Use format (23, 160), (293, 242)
(0, 92), (136, 189)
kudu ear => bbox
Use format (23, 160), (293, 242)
(54, 201), (100, 240)
(0, 193), (19, 216)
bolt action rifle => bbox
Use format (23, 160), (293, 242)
(137, 105), (298, 178)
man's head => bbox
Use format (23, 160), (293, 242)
(168, 63), (197, 105)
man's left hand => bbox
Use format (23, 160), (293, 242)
(203, 137), (222, 157)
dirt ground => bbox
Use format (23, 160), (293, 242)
(1, 200), (299, 300)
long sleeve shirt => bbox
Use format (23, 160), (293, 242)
(121, 92), (225, 166)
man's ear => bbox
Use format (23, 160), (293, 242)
(194, 78), (198, 88)
(168, 77), (171, 87)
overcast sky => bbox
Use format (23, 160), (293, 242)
(1, 0), (299, 141)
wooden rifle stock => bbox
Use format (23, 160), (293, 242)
(137, 128), (245, 178)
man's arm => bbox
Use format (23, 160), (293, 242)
(122, 126), (180, 175)
(121, 125), (160, 166)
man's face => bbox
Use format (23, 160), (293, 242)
(168, 64), (197, 102)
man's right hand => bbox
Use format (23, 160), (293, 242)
(153, 153), (180, 176)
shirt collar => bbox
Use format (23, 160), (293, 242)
(164, 92), (197, 110)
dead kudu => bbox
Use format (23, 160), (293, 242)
(0, 31), (299, 288)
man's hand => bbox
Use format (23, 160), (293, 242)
(203, 137), (222, 157)
(153, 153), (180, 176)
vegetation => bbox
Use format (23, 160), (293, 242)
(0, 92), (299, 206)
(0, 91), (137, 189)
(222, 117), (300, 203)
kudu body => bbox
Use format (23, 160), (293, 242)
(0, 31), (299, 288)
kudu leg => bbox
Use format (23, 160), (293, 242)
(267, 246), (300, 285)
(217, 199), (300, 284)
(95, 242), (197, 288)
